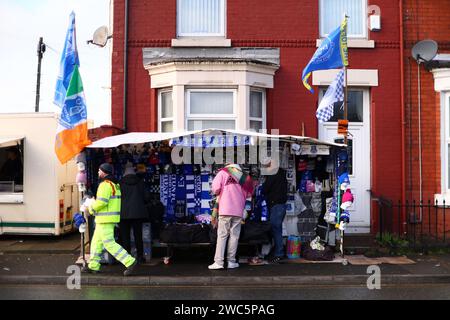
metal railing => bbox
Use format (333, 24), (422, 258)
(376, 198), (450, 248)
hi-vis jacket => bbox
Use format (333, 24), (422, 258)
(89, 179), (121, 223)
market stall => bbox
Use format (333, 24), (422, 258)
(82, 129), (351, 264)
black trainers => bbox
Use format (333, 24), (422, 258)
(269, 256), (283, 264)
(81, 266), (100, 274)
(123, 259), (138, 276)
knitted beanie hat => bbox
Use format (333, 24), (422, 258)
(99, 162), (113, 175)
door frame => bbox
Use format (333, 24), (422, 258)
(318, 88), (371, 233)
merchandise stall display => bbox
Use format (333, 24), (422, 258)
(84, 129), (350, 264)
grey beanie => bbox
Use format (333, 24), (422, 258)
(99, 163), (113, 175)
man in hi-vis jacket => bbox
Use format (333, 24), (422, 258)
(82, 163), (137, 276)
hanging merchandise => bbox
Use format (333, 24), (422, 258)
(336, 149), (348, 177)
(306, 159), (316, 171)
(338, 172), (351, 191)
(185, 173), (196, 215)
(338, 188), (354, 231)
(76, 161), (87, 192)
(149, 165), (160, 193)
(175, 174), (186, 220)
(291, 143), (302, 156)
(280, 143), (290, 169)
(260, 199), (268, 222)
(306, 180), (315, 193)
(294, 192), (307, 215)
(314, 178), (323, 193)
(82, 129), (347, 263)
(310, 192), (322, 213)
(200, 172), (212, 215)
(149, 148), (159, 165)
(194, 174), (202, 215)
(324, 197), (337, 224)
(297, 158), (307, 172)
(340, 188), (354, 210)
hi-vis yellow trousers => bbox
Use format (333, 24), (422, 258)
(89, 223), (136, 271)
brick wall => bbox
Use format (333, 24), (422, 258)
(403, 0), (450, 202)
(112, 0), (410, 232)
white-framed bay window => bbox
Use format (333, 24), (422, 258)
(177, 0), (225, 37)
(444, 92), (450, 192)
(319, 0), (367, 38)
(158, 89), (174, 132)
(186, 88), (236, 130)
(432, 68), (450, 203)
(249, 89), (266, 131)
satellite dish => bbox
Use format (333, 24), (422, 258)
(87, 26), (112, 47)
(412, 39), (438, 63)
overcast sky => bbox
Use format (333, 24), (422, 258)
(0, 0), (112, 127)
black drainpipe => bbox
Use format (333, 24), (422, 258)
(123, 0), (129, 132)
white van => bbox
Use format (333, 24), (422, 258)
(0, 113), (80, 235)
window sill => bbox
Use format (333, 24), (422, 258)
(0, 193), (24, 204)
(171, 38), (231, 47)
(316, 38), (375, 48)
(434, 193), (450, 206)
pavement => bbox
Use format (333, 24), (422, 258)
(2, 232), (450, 287)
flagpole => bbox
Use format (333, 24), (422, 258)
(343, 66), (348, 145)
(343, 14), (349, 146)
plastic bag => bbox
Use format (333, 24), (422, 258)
(286, 235), (301, 259)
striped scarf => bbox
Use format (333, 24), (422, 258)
(211, 164), (254, 219)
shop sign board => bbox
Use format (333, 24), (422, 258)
(172, 134), (251, 148)
(298, 144), (330, 155)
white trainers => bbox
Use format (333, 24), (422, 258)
(208, 262), (224, 270)
(227, 261), (239, 269)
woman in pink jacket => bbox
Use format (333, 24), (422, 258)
(208, 164), (254, 270)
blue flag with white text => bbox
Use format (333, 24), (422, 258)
(302, 17), (348, 93)
(53, 11), (80, 108)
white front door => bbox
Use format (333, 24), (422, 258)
(319, 89), (371, 233)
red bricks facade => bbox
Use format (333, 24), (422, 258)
(403, 0), (450, 201)
(110, 0), (450, 233)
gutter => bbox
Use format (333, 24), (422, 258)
(123, 0), (128, 132)
(400, 0), (406, 234)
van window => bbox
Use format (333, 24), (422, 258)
(0, 143), (24, 196)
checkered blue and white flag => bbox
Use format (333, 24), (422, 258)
(316, 69), (345, 123)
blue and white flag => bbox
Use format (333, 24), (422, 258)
(316, 69), (345, 123)
(302, 17), (348, 93)
(53, 12), (80, 108)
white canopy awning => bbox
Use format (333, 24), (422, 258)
(86, 129), (345, 148)
(0, 135), (25, 148)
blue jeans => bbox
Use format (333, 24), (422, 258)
(269, 203), (287, 257)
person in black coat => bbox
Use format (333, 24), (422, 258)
(262, 158), (288, 263)
(119, 164), (150, 264)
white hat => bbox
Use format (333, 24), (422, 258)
(340, 201), (353, 210)
(291, 143), (301, 155)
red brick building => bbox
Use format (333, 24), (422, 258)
(108, 0), (450, 236)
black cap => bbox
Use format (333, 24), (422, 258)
(99, 163), (113, 175)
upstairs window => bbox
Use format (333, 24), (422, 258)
(319, 0), (367, 38)
(177, 0), (225, 37)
